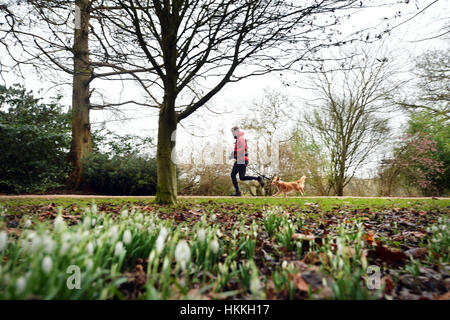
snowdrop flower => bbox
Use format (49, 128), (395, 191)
(43, 236), (55, 254)
(114, 241), (124, 256)
(24, 219), (32, 228)
(30, 235), (42, 253)
(0, 231), (7, 252)
(175, 240), (191, 271)
(109, 225), (119, 242)
(210, 239), (219, 254)
(216, 229), (222, 238)
(218, 263), (227, 274)
(42, 256), (53, 274)
(211, 214), (216, 221)
(91, 218), (97, 226)
(54, 215), (66, 232)
(86, 242), (94, 255)
(281, 261), (288, 269)
(136, 214), (143, 222)
(121, 209), (129, 218)
(123, 230), (132, 245)
(16, 277), (26, 294)
(197, 228), (206, 242)
(156, 227), (168, 254)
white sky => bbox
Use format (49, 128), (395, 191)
(2, 0), (449, 178)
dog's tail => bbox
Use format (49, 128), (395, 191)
(297, 175), (306, 187)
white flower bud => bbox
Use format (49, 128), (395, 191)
(24, 219), (32, 228)
(175, 240), (191, 271)
(54, 216), (66, 232)
(197, 228), (206, 242)
(0, 231), (7, 252)
(42, 256), (53, 274)
(114, 241), (124, 256)
(210, 239), (219, 254)
(156, 227), (168, 254)
(123, 230), (132, 245)
(16, 277), (26, 294)
(109, 225), (119, 242)
(43, 236), (55, 254)
(86, 242), (94, 255)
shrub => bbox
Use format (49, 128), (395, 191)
(0, 84), (71, 194)
(81, 153), (157, 195)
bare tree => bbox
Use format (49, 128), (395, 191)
(103, 0), (418, 204)
(0, 0), (155, 188)
(241, 89), (292, 194)
(302, 48), (398, 196)
(397, 47), (450, 120)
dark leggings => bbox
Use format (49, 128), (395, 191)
(231, 161), (258, 192)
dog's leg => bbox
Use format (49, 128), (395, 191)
(273, 189), (282, 197)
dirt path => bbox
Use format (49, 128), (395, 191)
(0, 195), (448, 200)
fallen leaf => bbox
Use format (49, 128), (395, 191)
(375, 242), (408, 264)
(382, 275), (395, 294)
(292, 233), (315, 241)
(363, 233), (374, 245)
(293, 274), (309, 292)
(404, 247), (427, 259)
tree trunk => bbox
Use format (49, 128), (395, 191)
(336, 182), (344, 196)
(155, 101), (178, 204)
(67, 0), (92, 189)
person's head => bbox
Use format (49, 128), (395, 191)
(231, 126), (240, 137)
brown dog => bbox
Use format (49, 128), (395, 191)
(271, 176), (306, 197)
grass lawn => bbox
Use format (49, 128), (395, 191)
(0, 197), (449, 299)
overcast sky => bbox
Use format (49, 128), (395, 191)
(1, 0), (449, 178)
